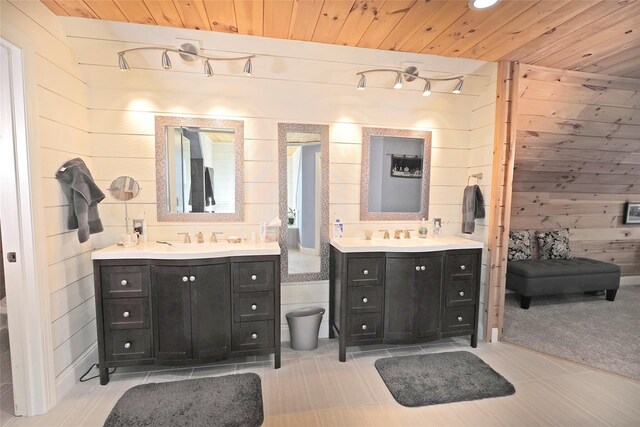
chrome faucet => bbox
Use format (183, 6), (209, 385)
(196, 232), (204, 243)
(404, 229), (413, 239)
(178, 232), (191, 243)
(210, 231), (224, 243)
(394, 229), (403, 239)
(379, 229), (390, 239)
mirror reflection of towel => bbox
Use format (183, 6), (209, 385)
(205, 167), (215, 206)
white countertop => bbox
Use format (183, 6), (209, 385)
(92, 241), (281, 260)
(330, 235), (483, 253)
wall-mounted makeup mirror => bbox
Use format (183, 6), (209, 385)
(278, 123), (329, 282)
(155, 115), (244, 222)
(360, 127), (432, 221)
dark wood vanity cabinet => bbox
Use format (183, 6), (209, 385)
(93, 255), (280, 384)
(330, 247), (481, 362)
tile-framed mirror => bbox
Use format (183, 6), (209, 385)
(360, 127), (432, 221)
(278, 123), (330, 282)
(155, 115), (244, 222)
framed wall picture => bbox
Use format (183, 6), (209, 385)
(623, 202), (640, 224)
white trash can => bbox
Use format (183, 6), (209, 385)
(286, 307), (325, 351)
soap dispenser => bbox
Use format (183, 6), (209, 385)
(418, 218), (428, 239)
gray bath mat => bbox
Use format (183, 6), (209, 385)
(104, 373), (263, 427)
(375, 351), (515, 407)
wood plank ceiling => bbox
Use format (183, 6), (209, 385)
(42, 0), (640, 78)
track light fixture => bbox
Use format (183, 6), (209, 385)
(355, 66), (464, 95)
(117, 43), (255, 78)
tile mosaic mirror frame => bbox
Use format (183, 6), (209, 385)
(155, 115), (244, 222)
(278, 123), (330, 283)
(360, 127), (432, 221)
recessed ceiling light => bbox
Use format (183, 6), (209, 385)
(468, 0), (501, 10)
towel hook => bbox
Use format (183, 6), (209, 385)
(467, 173), (483, 186)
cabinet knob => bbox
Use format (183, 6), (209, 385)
(457, 316), (463, 322)
(251, 333), (258, 340)
(420, 265), (426, 271)
(120, 279), (128, 286)
(362, 297), (368, 303)
(122, 311), (130, 318)
(361, 324), (368, 330)
(123, 342), (131, 349)
(460, 265), (466, 270)
(415, 266), (420, 271)
(363, 269), (369, 275)
(251, 274), (257, 281)
(182, 276), (189, 282)
(189, 275), (196, 282)
(459, 291), (465, 297)
(251, 304), (258, 311)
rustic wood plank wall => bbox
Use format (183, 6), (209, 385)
(511, 64), (640, 277)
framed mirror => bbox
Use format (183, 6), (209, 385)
(360, 127), (432, 221)
(155, 115), (244, 222)
(278, 123), (329, 282)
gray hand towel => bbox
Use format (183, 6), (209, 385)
(462, 185), (485, 234)
(55, 158), (105, 243)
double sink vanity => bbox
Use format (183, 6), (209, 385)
(91, 236), (482, 383)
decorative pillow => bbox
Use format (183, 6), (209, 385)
(508, 230), (532, 261)
(536, 229), (573, 260)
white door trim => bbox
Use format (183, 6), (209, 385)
(1, 37), (56, 416)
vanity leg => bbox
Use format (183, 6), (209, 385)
(470, 333), (478, 348)
(274, 347), (281, 369)
(339, 340), (346, 362)
(99, 364), (110, 385)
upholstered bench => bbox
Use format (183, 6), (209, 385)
(506, 258), (621, 309)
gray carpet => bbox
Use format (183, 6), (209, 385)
(103, 373), (263, 427)
(503, 285), (640, 380)
(374, 351), (515, 407)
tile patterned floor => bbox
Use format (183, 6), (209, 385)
(2, 338), (639, 426)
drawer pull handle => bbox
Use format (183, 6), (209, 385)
(251, 274), (257, 281)
(189, 275), (196, 282)
(362, 297), (368, 303)
(251, 304), (258, 311)
(251, 333), (258, 340)
(120, 279), (128, 286)
(459, 291), (465, 297)
(420, 265), (426, 271)
(182, 276), (189, 282)
(361, 324), (368, 330)
(460, 265), (466, 270)
(363, 269), (369, 275)
(123, 342), (131, 349)
(122, 311), (130, 318)
(415, 266), (420, 271)
(457, 316), (463, 322)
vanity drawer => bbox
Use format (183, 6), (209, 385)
(233, 291), (274, 323)
(442, 306), (476, 333)
(445, 252), (477, 283)
(105, 329), (152, 361)
(445, 281), (477, 307)
(347, 286), (383, 314)
(232, 320), (274, 351)
(102, 265), (150, 299)
(104, 298), (150, 329)
(347, 257), (384, 287)
(233, 261), (274, 292)
(347, 313), (383, 341)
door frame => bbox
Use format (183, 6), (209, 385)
(1, 37), (56, 415)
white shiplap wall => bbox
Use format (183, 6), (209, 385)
(58, 18), (497, 343)
(0, 0), (96, 400)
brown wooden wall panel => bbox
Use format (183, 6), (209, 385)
(511, 64), (640, 278)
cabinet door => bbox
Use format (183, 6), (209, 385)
(384, 257), (418, 342)
(152, 266), (192, 360)
(414, 255), (443, 339)
(191, 263), (231, 359)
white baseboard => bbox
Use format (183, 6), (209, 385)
(55, 342), (98, 400)
(621, 276), (640, 286)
